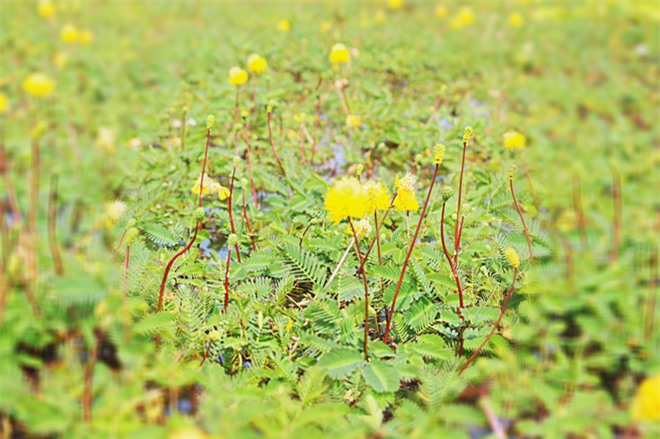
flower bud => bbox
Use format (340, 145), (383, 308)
(126, 218), (137, 228)
(508, 164), (517, 181)
(441, 186), (454, 201)
(433, 144), (446, 165)
(125, 227), (139, 245)
(241, 110), (249, 120)
(462, 126), (474, 144)
(227, 233), (238, 247)
(194, 207), (206, 221)
(233, 156), (241, 167)
(207, 114), (215, 130)
(207, 330), (221, 341)
(267, 100), (276, 113)
(504, 247), (520, 269)
(356, 164), (364, 176)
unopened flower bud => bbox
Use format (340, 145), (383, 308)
(227, 233), (238, 247)
(267, 100), (276, 113)
(206, 114), (215, 130)
(462, 126), (474, 144)
(125, 227), (139, 245)
(508, 164), (517, 181)
(207, 330), (221, 341)
(194, 207), (206, 221)
(433, 143), (446, 165)
(241, 110), (248, 119)
(441, 186), (454, 201)
(233, 156), (241, 167)
(126, 218), (136, 228)
(356, 164), (364, 176)
(504, 247), (520, 269)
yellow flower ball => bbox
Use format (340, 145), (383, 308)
(435, 5), (448, 19)
(324, 177), (369, 224)
(631, 375), (660, 422)
(330, 43), (351, 64)
(503, 130), (526, 150)
(191, 174), (219, 197)
(509, 13), (524, 28)
(228, 66), (248, 86)
(247, 54), (267, 74)
(388, 0), (403, 10)
(79, 30), (94, 45)
(345, 114), (362, 129)
(23, 73), (55, 98)
(393, 173), (419, 212)
(345, 218), (372, 239)
(451, 7), (475, 30)
(277, 19), (291, 32)
(38, 0), (56, 18)
(60, 24), (80, 44)
(217, 186), (230, 201)
(363, 180), (391, 213)
(0, 93), (9, 114)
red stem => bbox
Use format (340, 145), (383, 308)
(459, 268), (518, 375)
(440, 203), (465, 311)
(383, 165), (439, 344)
(453, 140), (468, 262)
(241, 190), (258, 251)
(267, 111), (286, 176)
(510, 179), (534, 261)
(227, 167), (242, 263)
(224, 247), (231, 313)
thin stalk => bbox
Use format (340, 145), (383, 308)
(267, 111), (286, 176)
(325, 240), (354, 294)
(573, 174), (588, 248)
(349, 218), (370, 361)
(0, 144), (21, 222)
(82, 330), (100, 422)
(453, 139), (468, 264)
(227, 167), (242, 263)
(48, 176), (64, 276)
(241, 120), (258, 208)
(122, 244), (131, 341)
(383, 166), (439, 344)
(645, 247), (657, 341)
(610, 171), (621, 263)
(510, 178), (534, 261)
(357, 193), (398, 275)
(299, 125), (307, 164)
(440, 202), (465, 311)
(459, 268), (518, 375)
(223, 247), (231, 313)
(241, 189), (258, 251)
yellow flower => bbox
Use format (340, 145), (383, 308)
(277, 19), (291, 32)
(451, 7), (475, 30)
(228, 67), (248, 86)
(509, 13), (524, 28)
(247, 54), (267, 74)
(346, 114), (361, 129)
(191, 174), (219, 197)
(104, 200), (127, 228)
(504, 247), (520, 269)
(393, 173), (419, 212)
(345, 218), (372, 239)
(38, 0), (56, 18)
(217, 185), (230, 201)
(324, 177), (369, 224)
(388, 0), (403, 10)
(23, 73), (55, 98)
(363, 180), (391, 213)
(631, 374), (660, 422)
(60, 24), (80, 44)
(435, 5), (448, 19)
(320, 21), (331, 33)
(330, 43), (351, 64)
(0, 93), (8, 114)
(79, 30), (94, 45)
(503, 130), (526, 150)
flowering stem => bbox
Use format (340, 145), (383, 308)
(241, 120), (258, 209)
(156, 125), (212, 344)
(610, 171), (621, 263)
(267, 111), (286, 177)
(383, 165), (439, 345)
(458, 268), (518, 376)
(572, 174), (588, 248)
(349, 218), (370, 362)
(453, 140), (468, 265)
(48, 176), (64, 276)
(224, 247), (231, 313)
(241, 189), (258, 252)
(357, 194), (397, 275)
(509, 178), (533, 261)
(440, 202), (465, 312)
(227, 167), (242, 263)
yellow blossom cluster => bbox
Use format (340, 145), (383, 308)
(191, 174), (230, 201)
(324, 177), (392, 224)
(393, 173), (419, 212)
(503, 130), (526, 150)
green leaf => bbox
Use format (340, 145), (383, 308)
(362, 360), (400, 393)
(318, 348), (364, 379)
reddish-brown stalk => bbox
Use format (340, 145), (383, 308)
(383, 165), (439, 344)
(454, 215), (465, 266)
(572, 175), (588, 248)
(241, 119), (258, 208)
(510, 178), (534, 261)
(610, 171), (621, 263)
(227, 167), (242, 263)
(122, 244), (131, 340)
(357, 193), (398, 275)
(453, 139), (468, 265)
(47, 176), (64, 276)
(440, 202), (465, 312)
(241, 189), (258, 252)
(458, 267), (518, 376)
(349, 218), (370, 361)
(0, 145), (21, 222)
(223, 247), (231, 313)
(267, 110), (286, 176)
(645, 247), (658, 341)
(82, 330), (101, 422)
(156, 124), (212, 316)
(299, 124), (307, 165)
